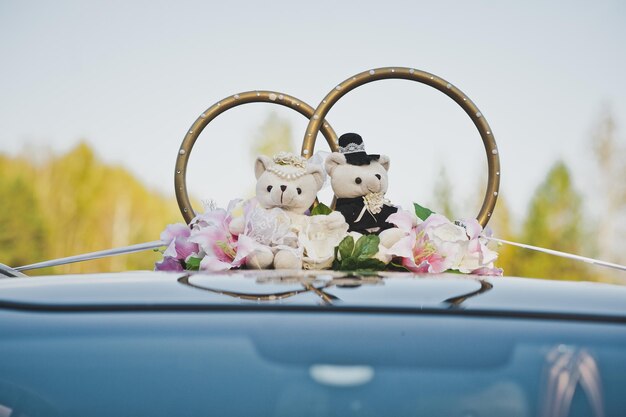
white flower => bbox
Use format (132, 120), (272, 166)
(422, 215), (469, 270)
(300, 213), (349, 269)
(458, 235), (500, 273)
(363, 192), (388, 214)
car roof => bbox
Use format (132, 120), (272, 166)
(1, 271), (625, 322)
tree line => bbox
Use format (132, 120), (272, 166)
(430, 109), (625, 283)
(0, 143), (181, 274)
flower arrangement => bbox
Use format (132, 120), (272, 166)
(155, 200), (502, 276)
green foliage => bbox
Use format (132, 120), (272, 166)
(389, 262), (410, 272)
(0, 174), (46, 267)
(310, 202), (332, 216)
(333, 235), (387, 272)
(510, 161), (590, 280)
(432, 165), (456, 219)
(0, 143), (182, 274)
(413, 202), (434, 221)
(250, 112), (294, 159)
(184, 257), (201, 271)
(353, 235), (379, 260)
(590, 108), (626, 282)
(483, 194), (516, 276)
(337, 235), (354, 261)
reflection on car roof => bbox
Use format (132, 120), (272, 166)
(1, 271), (625, 321)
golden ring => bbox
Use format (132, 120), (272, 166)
(175, 91), (338, 223)
(301, 67), (500, 227)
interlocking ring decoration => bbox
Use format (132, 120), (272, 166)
(175, 67), (500, 227)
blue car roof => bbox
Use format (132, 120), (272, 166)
(1, 271), (625, 322)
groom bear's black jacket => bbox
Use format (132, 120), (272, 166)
(335, 197), (398, 235)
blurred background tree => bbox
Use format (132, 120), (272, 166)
(250, 112), (294, 159)
(510, 161), (590, 280)
(430, 165), (457, 220)
(484, 195), (518, 275)
(591, 109), (626, 271)
(0, 143), (181, 275)
(0, 160), (46, 267)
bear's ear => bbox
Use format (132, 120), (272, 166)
(306, 163), (325, 190)
(325, 152), (347, 176)
(255, 155), (273, 179)
(378, 155), (390, 171)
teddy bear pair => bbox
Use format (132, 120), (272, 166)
(237, 133), (403, 269)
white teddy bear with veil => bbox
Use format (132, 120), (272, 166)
(229, 152), (348, 269)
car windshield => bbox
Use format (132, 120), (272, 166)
(1, 310), (624, 417)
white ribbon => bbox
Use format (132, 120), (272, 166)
(354, 192), (390, 223)
(484, 236), (626, 272)
(15, 240), (166, 272)
(10, 235), (625, 274)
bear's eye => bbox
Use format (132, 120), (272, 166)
(296, 187), (302, 195)
(267, 185), (273, 192)
(375, 174), (381, 180)
(355, 177), (362, 184)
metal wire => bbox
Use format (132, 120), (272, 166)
(485, 237), (626, 272)
(15, 240), (165, 272)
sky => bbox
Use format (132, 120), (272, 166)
(1, 0), (625, 224)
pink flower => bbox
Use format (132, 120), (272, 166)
(187, 202), (260, 272)
(457, 219), (501, 275)
(400, 230), (448, 273)
(197, 234), (257, 271)
(160, 222), (191, 242)
(418, 214), (468, 271)
(385, 209), (502, 275)
(190, 208), (229, 230)
(155, 199), (271, 272)
(160, 223), (200, 261)
(386, 210), (418, 231)
(462, 218), (484, 240)
(386, 211), (448, 273)
(471, 266), (504, 276)
(155, 256), (184, 272)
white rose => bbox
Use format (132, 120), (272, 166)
(426, 222), (469, 270)
(300, 215), (349, 270)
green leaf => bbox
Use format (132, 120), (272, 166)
(310, 202), (333, 216)
(413, 202), (435, 221)
(340, 257), (358, 271)
(356, 258), (387, 271)
(185, 257), (201, 271)
(337, 235), (355, 260)
(332, 258), (341, 270)
(332, 246), (341, 269)
(353, 235), (380, 260)
(389, 261), (410, 272)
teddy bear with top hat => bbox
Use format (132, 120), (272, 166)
(325, 133), (399, 235)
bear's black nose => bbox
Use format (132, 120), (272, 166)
(280, 185), (287, 192)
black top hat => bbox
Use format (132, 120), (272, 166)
(337, 133), (380, 165)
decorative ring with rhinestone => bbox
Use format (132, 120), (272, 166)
(301, 67), (500, 228)
(175, 91), (338, 223)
